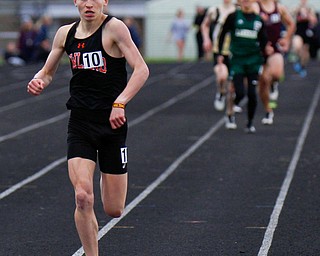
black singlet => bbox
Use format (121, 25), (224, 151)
(64, 16), (127, 111)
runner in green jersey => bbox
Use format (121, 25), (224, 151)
(218, 0), (273, 133)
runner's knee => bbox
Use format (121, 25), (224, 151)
(75, 188), (94, 211)
(103, 205), (124, 218)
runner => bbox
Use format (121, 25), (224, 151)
(27, 0), (149, 255)
(201, 0), (236, 112)
(291, 0), (317, 77)
(219, 0), (272, 133)
(257, 0), (295, 125)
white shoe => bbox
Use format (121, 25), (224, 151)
(262, 111), (274, 125)
(245, 125), (256, 134)
(270, 82), (279, 101)
(233, 105), (243, 113)
(225, 115), (237, 129)
(214, 94), (226, 111)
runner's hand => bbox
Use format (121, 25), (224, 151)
(110, 108), (126, 129)
(265, 42), (274, 56)
(27, 78), (45, 96)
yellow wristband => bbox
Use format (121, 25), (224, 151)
(112, 103), (125, 109)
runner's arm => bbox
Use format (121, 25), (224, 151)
(27, 25), (70, 96)
(278, 4), (296, 52)
(258, 21), (273, 56)
(218, 12), (235, 54)
(104, 18), (149, 129)
(201, 7), (217, 52)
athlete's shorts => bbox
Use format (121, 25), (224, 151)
(296, 30), (312, 45)
(229, 56), (263, 78)
(263, 43), (283, 63)
(67, 109), (128, 174)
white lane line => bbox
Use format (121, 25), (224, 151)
(0, 72), (71, 94)
(0, 63), (194, 113)
(0, 157), (67, 200)
(0, 76), (213, 143)
(129, 76), (214, 127)
(0, 76), (212, 200)
(0, 87), (68, 113)
(72, 118), (225, 256)
(0, 81), (26, 93)
(258, 82), (320, 256)
(0, 112), (69, 143)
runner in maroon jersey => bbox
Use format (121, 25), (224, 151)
(257, 0), (295, 125)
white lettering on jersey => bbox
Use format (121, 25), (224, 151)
(235, 29), (258, 39)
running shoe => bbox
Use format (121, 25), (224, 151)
(225, 115), (237, 129)
(270, 82), (279, 101)
(293, 62), (302, 73)
(261, 111), (274, 125)
(233, 105), (243, 113)
(245, 125), (256, 134)
(299, 69), (307, 78)
(214, 93), (226, 111)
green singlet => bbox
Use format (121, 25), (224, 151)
(229, 10), (264, 77)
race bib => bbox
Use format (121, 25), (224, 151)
(82, 51), (104, 69)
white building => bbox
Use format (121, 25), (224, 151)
(1, 0), (320, 61)
(145, 0), (320, 60)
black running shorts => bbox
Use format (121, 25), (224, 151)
(67, 109), (128, 174)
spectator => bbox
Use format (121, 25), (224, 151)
(34, 15), (53, 62)
(4, 41), (25, 66)
(193, 5), (207, 61)
(17, 18), (37, 63)
(123, 17), (142, 50)
(170, 9), (190, 62)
